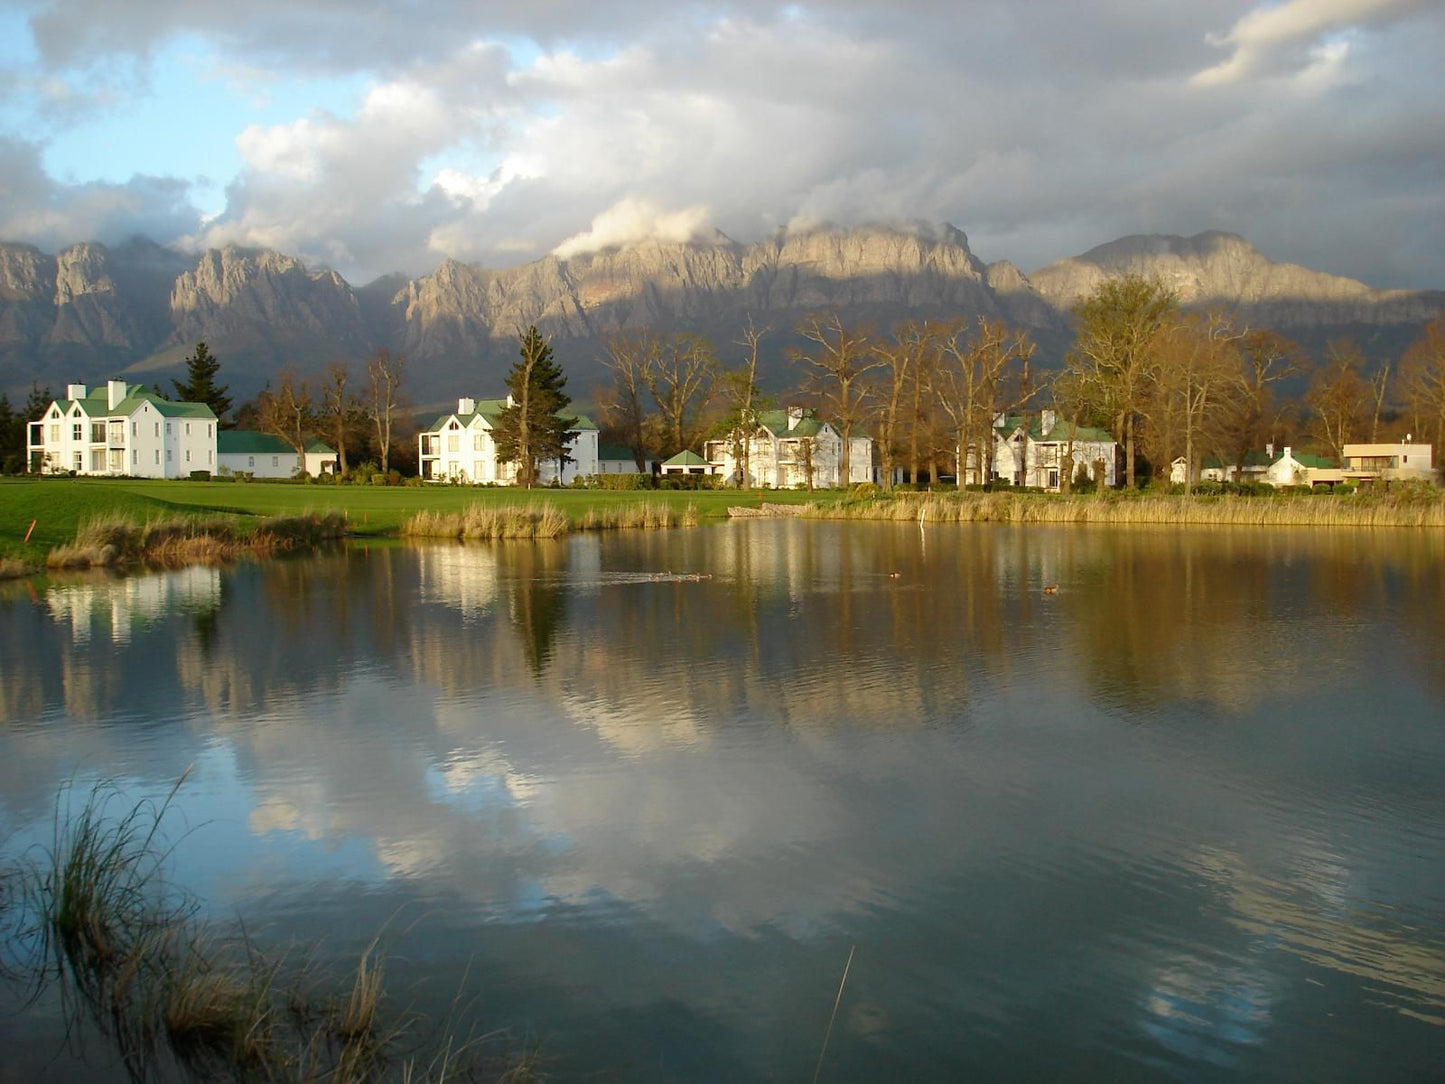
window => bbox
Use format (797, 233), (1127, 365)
(185, 423), (190, 435)
(272, 456), (279, 467)
(166, 450), (172, 462)
(132, 421), (137, 436)
(474, 433), (484, 450)
(185, 450), (191, 462)
(208, 424), (213, 437)
(50, 423), (60, 442)
(154, 450), (160, 464)
(132, 450), (137, 466)
(165, 422), (172, 435)
(248, 456), (255, 468)
(208, 451), (213, 464)
(474, 460), (484, 478)
(73, 423), (83, 440)
(155, 422), (160, 437)
(448, 434), (459, 452)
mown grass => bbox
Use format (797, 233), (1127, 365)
(3, 776), (542, 1083)
(0, 477), (798, 566)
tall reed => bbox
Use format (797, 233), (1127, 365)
(46, 511), (347, 570)
(785, 490), (1445, 529)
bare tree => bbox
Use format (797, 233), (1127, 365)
(791, 314), (882, 487)
(256, 367), (313, 463)
(1400, 315), (1445, 451)
(720, 318), (769, 487)
(1219, 329), (1303, 479)
(1064, 275), (1177, 488)
(1368, 361), (1391, 443)
(647, 333), (717, 452)
(1146, 310), (1243, 491)
(1307, 339), (1368, 461)
(366, 348), (406, 474)
(935, 317), (1031, 487)
(871, 321), (939, 490)
(600, 329), (661, 470)
(321, 360), (363, 473)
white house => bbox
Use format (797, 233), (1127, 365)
(703, 408), (874, 488)
(217, 431), (338, 478)
(1170, 445), (1334, 487)
(26, 381), (217, 478)
(660, 450), (714, 476)
(962, 411), (1117, 491)
(418, 396), (599, 484)
(1340, 441), (1434, 483)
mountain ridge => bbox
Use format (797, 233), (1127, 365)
(2, 226), (1440, 403)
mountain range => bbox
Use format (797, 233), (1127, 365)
(2, 225), (1440, 408)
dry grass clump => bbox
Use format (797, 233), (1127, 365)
(404, 503), (570, 540)
(46, 511), (347, 570)
(5, 777), (539, 1083)
(576, 502), (698, 531)
(0, 555), (37, 580)
(796, 489), (1445, 529)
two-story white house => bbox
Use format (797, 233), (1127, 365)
(27, 381), (217, 478)
(704, 408), (874, 488)
(962, 411), (1118, 490)
(418, 396), (599, 484)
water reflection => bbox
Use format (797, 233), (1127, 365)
(1, 522), (1443, 1079)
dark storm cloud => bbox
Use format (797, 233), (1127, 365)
(2, 1), (1442, 287)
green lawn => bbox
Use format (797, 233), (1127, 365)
(0, 477), (816, 562)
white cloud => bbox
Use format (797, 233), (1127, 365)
(1193, 0), (1423, 85)
(553, 198), (713, 258)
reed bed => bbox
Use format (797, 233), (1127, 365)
(403, 500), (700, 539)
(3, 777), (539, 1083)
(0, 555), (36, 580)
(794, 490), (1445, 529)
(403, 503), (570, 540)
(46, 510), (347, 570)
(575, 502), (698, 531)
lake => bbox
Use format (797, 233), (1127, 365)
(1, 521), (1443, 1080)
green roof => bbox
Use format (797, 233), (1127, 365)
(757, 409), (827, 438)
(423, 398), (596, 434)
(304, 439), (336, 454)
(218, 431), (295, 455)
(53, 383), (216, 421)
(598, 443), (637, 461)
(663, 449), (709, 466)
(1200, 450), (1337, 471)
(996, 415), (1114, 443)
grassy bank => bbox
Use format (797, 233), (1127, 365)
(782, 487), (1445, 528)
(44, 510), (348, 571)
(402, 501), (700, 540)
(0, 477), (790, 569)
(2, 777), (539, 1082)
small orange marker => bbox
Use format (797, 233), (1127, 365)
(24, 519), (36, 543)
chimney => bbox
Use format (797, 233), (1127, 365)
(1282, 446), (1291, 461)
(107, 380), (127, 410)
(506, 394), (516, 408)
(1041, 409), (1057, 434)
(1266, 442), (1274, 458)
(67, 384), (87, 401)
(458, 396), (476, 415)
(787, 406), (804, 431)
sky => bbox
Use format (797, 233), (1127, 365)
(1, 0), (1442, 289)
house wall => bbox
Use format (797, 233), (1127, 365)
(218, 450), (301, 478)
(708, 424), (870, 488)
(421, 417), (597, 484)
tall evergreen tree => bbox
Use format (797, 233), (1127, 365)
(493, 326), (577, 488)
(0, 394), (16, 471)
(174, 342), (232, 425)
(22, 382), (52, 473)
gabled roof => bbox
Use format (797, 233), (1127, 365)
(53, 383), (215, 421)
(304, 439), (336, 454)
(663, 450), (709, 466)
(598, 443), (638, 461)
(422, 397), (596, 434)
(757, 409), (828, 438)
(996, 415), (1114, 444)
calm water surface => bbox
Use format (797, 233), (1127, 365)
(2, 521), (1443, 1080)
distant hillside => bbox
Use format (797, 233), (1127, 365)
(2, 226), (1440, 407)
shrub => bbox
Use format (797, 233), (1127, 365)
(188, 470), (211, 482)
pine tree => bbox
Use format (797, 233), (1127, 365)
(174, 342), (232, 425)
(22, 383), (52, 473)
(0, 394), (15, 471)
(493, 326), (578, 488)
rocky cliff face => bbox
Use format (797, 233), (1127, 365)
(1, 226), (1441, 402)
